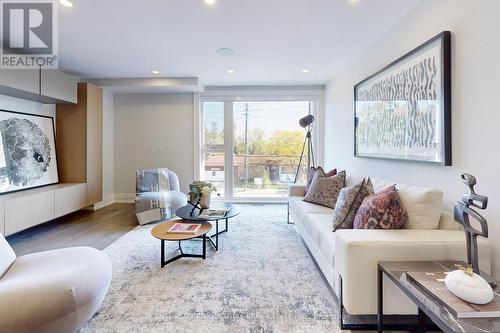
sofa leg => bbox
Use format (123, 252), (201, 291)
(338, 275), (429, 332)
(287, 202), (294, 224)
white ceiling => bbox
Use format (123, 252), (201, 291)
(59, 0), (421, 86)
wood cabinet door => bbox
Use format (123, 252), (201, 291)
(54, 184), (87, 218)
(5, 190), (55, 235)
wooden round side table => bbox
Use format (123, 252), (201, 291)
(151, 220), (212, 267)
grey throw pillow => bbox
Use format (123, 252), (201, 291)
(303, 170), (346, 208)
(305, 166), (337, 194)
(305, 167), (326, 194)
(333, 178), (374, 231)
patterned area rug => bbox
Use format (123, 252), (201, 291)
(80, 205), (340, 333)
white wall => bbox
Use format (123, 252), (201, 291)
(96, 89), (115, 208)
(324, 0), (500, 278)
(113, 93), (194, 198)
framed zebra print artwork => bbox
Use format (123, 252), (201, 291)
(354, 31), (451, 165)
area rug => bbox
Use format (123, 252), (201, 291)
(80, 204), (340, 333)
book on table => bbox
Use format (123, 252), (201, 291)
(199, 209), (229, 219)
(167, 222), (201, 234)
(406, 271), (500, 318)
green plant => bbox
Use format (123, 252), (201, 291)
(188, 181), (217, 198)
(455, 264), (474, 276)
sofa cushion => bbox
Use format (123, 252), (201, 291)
(333, 179), (374, 231)
(397, 184), (443, 229)
(304, 213), (336, 266)
(0, 233), (16, 278)
(289, 196), (334, 222)
(346, 174), (443, 230)
(303, 170), (346, 208)
(438, 212), (460, 230)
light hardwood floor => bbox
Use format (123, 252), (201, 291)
(7, 203), (137, 256)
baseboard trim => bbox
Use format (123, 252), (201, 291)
(113, 193), (135, 204)
(93, 193), (135, 210)
(94, 194), (115, 210)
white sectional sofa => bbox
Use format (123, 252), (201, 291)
(288, 173), (491, 316)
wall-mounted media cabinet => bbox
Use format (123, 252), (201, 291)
(0, 183), (87, 236)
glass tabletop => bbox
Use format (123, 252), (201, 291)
(175, 202), (240, 221)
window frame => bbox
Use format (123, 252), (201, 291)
(195, 87), (324, 203)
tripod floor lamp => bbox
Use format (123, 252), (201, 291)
(294, 114), (315, 183)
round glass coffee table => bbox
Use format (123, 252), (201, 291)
(151, 220), (212, 268)
(175, 202), (240, 251)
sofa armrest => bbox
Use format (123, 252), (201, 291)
(288, 184), (306, 198)
(334, 229), (490, 315)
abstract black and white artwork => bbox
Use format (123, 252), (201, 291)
(354, 32), (451, 165)
(0, 110), (58, 194)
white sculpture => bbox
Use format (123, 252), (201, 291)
(445, 265), (494, 305)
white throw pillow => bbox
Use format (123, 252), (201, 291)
(397, 184), (443, 229)
(0, 233), (16, 278)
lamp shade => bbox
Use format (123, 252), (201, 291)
(299, 115), (314, 128)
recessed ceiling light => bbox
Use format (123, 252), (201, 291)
(204, 0), (216, 5)
(152, 70), (160, 75)
(302, 69), (310, 73)
(227, 70), (235, 74)
(60, 0), (74, 7)
(348, 0), (360, 3)
(216, 48), (234, 56)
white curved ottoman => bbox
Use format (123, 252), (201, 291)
(0, 243), (112, 333)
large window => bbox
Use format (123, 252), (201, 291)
(233, 101), (310, 198)
(199, 96), (319, 201)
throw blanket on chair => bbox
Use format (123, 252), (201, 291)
(135, 168), (172, 225)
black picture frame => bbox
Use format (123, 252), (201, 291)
(0, 108), (59, 195)
(354, 31), (451, 166)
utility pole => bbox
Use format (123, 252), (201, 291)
(243, 103), (249, 190)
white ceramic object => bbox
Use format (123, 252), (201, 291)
(444, 269), (494, 305)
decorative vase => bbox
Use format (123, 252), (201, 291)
(189, 184), (199, 203)
(444, 269), (494, 305)
(199, 193), (211, 209)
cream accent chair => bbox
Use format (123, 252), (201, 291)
(288, 173), (491, 316)
(0, 234), (112, 333)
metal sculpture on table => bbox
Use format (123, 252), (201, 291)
(188, 198), (201, 217)
(453, 173), (488, 275)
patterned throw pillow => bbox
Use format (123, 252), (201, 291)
(332, 178), (374, 231)
(305, 167), (325, 194)
(380, 189), (408, 229)
(303, 170), (346, 208)
(305, 166), (337, 194)
(353, 185), (408, 229)
(353, 186), (394, 229)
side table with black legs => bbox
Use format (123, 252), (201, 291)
(175, 202), (240, 252)
(151, 221), (212, 268)
(377, 261), (500, 333)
